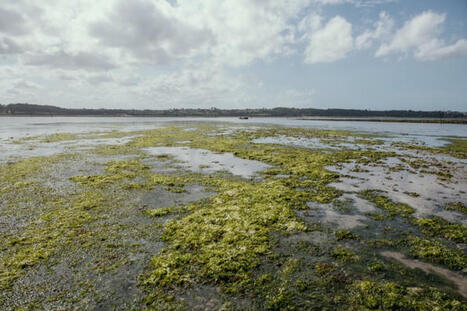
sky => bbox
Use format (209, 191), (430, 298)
(1, 0), (467, 111)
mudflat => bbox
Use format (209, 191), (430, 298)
(1, 119), (466, 310)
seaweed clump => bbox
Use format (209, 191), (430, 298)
(141, 179), (309, 306)
(443, 202), (467, 215)
(412, 216), (467, 243)
(358, 190), (415, 218)
(348, 280), (464, 310)
(403, 236), (467, 271)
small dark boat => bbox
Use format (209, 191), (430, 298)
(239, 116), (249, 120)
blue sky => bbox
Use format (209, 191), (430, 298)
(1, 0), (466, 111)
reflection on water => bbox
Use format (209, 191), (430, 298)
(143, 146), (271, 179)
(327, 157), (467, 224)
(253, 136), (362, 150)
(1, 116), (465, 144)
(0, 135), (140, 163)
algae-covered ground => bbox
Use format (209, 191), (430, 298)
(0, 121), (466, 310)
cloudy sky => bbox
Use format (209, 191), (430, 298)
(1, 0), (467, 111)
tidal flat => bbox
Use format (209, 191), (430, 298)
(0, 119), (466, 310)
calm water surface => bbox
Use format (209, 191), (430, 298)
(0, 116), (465, 146)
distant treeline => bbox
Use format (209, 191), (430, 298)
(1, 103), (466, 119)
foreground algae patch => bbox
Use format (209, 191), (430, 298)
(70, 159), (150, 188)
(134, 125), (466, 308)
(0, 155), (82, 289)
(0, 156), (148, 291)
(141, 179), (309, 304)
(0, 190), (103, 289)
(402, 236), (467, 271)
(0, 154), (70, 192)
(348, 280), (464, 310)
(358, 189), (467, 271)
(412, 216), (467, 243)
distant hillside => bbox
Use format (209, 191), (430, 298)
(0, 103), (466, 119)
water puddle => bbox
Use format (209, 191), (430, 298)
(0, 135), (139, 163)
(141, 185), (214, 209)
(66, 135), (140, 150)
(381, 251), (467, 298)
(328, 159), (467, 224)
(142, 147), (272, 178)
(381, 135), (450, 148)
(252, 136), (362, 150)
(339, 193), (377, 213)
(300, 202), (368, 229)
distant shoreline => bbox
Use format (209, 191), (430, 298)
(1, 114), (466, 124)
(297, 117), (467, 124)
(1, 103), (466, 123)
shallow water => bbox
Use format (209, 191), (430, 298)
(304, 202), (368, 229)
(1, 116), (465, 146)
(143, 146), (272, 178)
(0, 135), (140, 163)
(253, 136), (363, 150)
(327, 158), (467, 224)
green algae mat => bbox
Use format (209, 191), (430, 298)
(0, 122), (466, 310)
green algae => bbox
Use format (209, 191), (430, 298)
(439, 139), (467, 159)
(358, 190), (415, 218)
(335, 230), (360, 241)
(392, 138), (467, 159)
(70, 159), (150, 188)
(102, 125), (464, 307)
(348, 280), (464, 310)
(358, 189), (466, 243)
(141, 179), (309, 302)
(412, 216), (467, 243)
(0, 190), (102, 289)
(443, 202), (467, 215)
(331, 247), (360, 263)
(145, 206), (184, 217)
(42, 133), (80, 143)
(403, 236), (467, 271)
(0, 156), (149, 293)
(0, 154), (70, 189)
(357, 190), (467, 271)
(403, 191), (420, 197)
(353, 139), (384, 145)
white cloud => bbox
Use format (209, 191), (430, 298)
(1, 0), (324, 108)
(304, 16), (353, 63)
(0, 37), (23, 54)
(89, 0), (213, 64)
(298, 13), (323, 33)
(0, 7), (30, 36)
(175, 0), (311, 66)
(375, 11), (467, 61)
(1, 1), (466, 110)
(13, 80), (40, 90)
(376, 11), (445, 57)
(313, 0), (396, 7)
(26, 50), (116, 71)
(415, 39), (467, 61)
(86, 74), (114, 85)
(356, 11), (394, 49)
